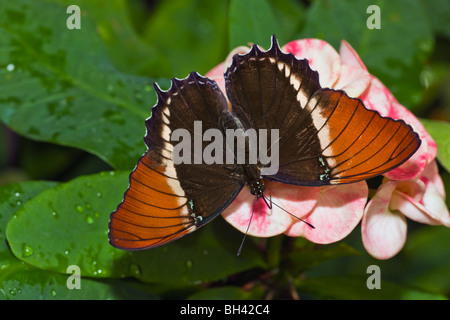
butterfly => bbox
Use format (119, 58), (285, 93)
(108, 35), (421, 250)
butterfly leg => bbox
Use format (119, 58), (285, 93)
(261, 193), (273, 209)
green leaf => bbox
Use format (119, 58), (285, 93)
(78, 0), (172, 77)
(142, 0), (229, 76)
(6, 172), (266, 285)
(0, 262), (159, 300)
(229, 0), (282, 50)
(0, 0), (165, 170)
(296, 275), (447, 300)
(420, 119), (450, 172)
(5, 172), (131, 278)
(287, 242), (361, 273)
(419, 0), (450, 38)
(0, 181), (158, 300)
(129, 219), (266, 285)
(400, 225), (450, 295)
(267, 0), (306, 41)
(299, 0), (434, 110)
(0, 181), (58, 268)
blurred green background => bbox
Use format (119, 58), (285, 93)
(0, 0), (449, 300)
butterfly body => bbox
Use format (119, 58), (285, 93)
(108, 35), (421, 250)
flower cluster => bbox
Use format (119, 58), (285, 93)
(206, 38), (449, 259)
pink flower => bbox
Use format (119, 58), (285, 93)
(206, 38), (448, 258)
(362, 160), (450, 259)
(337, 41), (447, 259)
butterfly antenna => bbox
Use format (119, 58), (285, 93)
(263, 194), (315, 229)
(237, 196), (257, 256)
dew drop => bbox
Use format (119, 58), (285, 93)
(0, 261), (10, 270)
(75, 205), (84, 213)
(129, 263), (141, 277)
(6, 64), (15, 72)
(420, 69), (434, 89)
(93, 268), (103, 276)
(51, 289), (57, 297)
(96, 192), (102, 198)
(86, 215), (94, 224)
(22, 244), (34, 258)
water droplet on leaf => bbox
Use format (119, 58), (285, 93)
(22, 244), (34, 258)
(129, 263), (141, 277)
(86, 215), (94, 224)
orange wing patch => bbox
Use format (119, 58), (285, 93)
(109, 152), (195, 250)
(316, 91), (421, 184)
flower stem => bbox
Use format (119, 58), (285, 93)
(267, 235), (284, 269)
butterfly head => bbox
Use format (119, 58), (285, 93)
(249, 179), (265, 197)
(242, 163), (266, 197)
